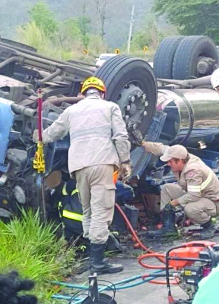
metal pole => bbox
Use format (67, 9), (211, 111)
(127, 5), (135, 55)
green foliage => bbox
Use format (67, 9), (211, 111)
(15, 0), (163, 62)
(132, 16), (164, 52)
(88, 35), (107, 57)
(0, 209), (76, 303)
(29, 0), (59, 37)
(77, 16), (91, 48)
(153, 0), (219, 43)
(57, 18), (83, 52)
(17, 21), (49, 53)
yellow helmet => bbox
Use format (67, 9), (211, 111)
(81, 76), (106, 94)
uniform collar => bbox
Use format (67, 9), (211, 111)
(181, 153), (199, 174)
(86, 94), (101, 100)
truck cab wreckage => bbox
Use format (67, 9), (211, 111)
(0, 35), (219, 227)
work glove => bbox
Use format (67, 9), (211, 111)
(130, 128), (144, 146)
(118, 162), (132, 183)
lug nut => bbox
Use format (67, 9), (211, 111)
(142, 94), (146, 100)
(130, 95), (135, 102)
(137, 91), (142, 98)
(125, 115), (129, 121)
(126, 105), (131, 111)
(145, 101), (148, 106)
(143, 111), (147, 116)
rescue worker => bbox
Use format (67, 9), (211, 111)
(142, 141), (219, 239)
(54, 178), (134, 250)
(141, 141), (219, 239)
(33, 76), (131, 274)
(211, 68), (219, 92)
(57, 179), (83, 241)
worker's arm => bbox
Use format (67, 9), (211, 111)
(111, 104), (131, 163)
(177, 170), (203, 205)
(42, 109), (69, 144)
(142, 141), (169, 156)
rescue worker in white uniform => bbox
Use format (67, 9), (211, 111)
(141, 142), (219, 239)
(33, 76), (131, 274)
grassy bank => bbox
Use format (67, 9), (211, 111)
(0, 209), (76, 303)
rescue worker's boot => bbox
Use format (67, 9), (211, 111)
(90, 243), (123, 275)
(200, 219), (216, 239)
(147, 204), (178, 238)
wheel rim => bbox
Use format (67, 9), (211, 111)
(115, 82), (149, 132)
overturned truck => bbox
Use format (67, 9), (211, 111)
(0, 35), (219, 221)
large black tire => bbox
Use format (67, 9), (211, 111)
(172, 36), (219, 79)
(153, 36), (184, 79)
(94, 55), (157, 138)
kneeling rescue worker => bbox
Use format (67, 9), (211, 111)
(33, 76), (131, 274)
(142, 142), (219, 239)
(129, 130), (219, 239)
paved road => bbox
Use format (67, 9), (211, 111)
(69, 234), (219, 304)
(75, 253), (186, 304)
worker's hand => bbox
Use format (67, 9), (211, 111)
(33, 129), (39, 143)
(118, 162), (132, 183)
(170, 199), (179, 207)
(130, 128), (144, 146)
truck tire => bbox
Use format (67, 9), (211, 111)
(94, 55), (157, 139)
(172, 36), (219, 80)
(153, 36), (184, 79)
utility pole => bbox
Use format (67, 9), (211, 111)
(127, 4), (135, 55)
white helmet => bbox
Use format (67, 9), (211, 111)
(211, 68), (219, 90)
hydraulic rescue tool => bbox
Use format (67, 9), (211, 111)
(33, 88), (47, 221)
(81, 274), (117, 304)
(165, 241), (219, 304)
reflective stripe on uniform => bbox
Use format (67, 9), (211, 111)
(201, 170), (213, 190)
(187, 171), (214, 193)
(60, 184), (81, 221)
(62, 183), (79, 196)
(58, 200), (83, 221)
(62, 210), (83, 221)
(62, 183), (68, 195)
(187, 185), (201, 192)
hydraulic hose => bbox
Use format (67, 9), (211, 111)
(115, 203), (166, 265)
(52, 270), (165, 302)
(52, 203), (178, 302)
(115, 203), (177, 285)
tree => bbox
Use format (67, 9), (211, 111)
(153, 0), (219, 43)
(77, 16), (91, 48)
(132, 16), (164, 50)
(93, 0), (109, 42)
(77, 0), (92, 49)
(29, 0), (59, 37)
(58, 18), (81, 49)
